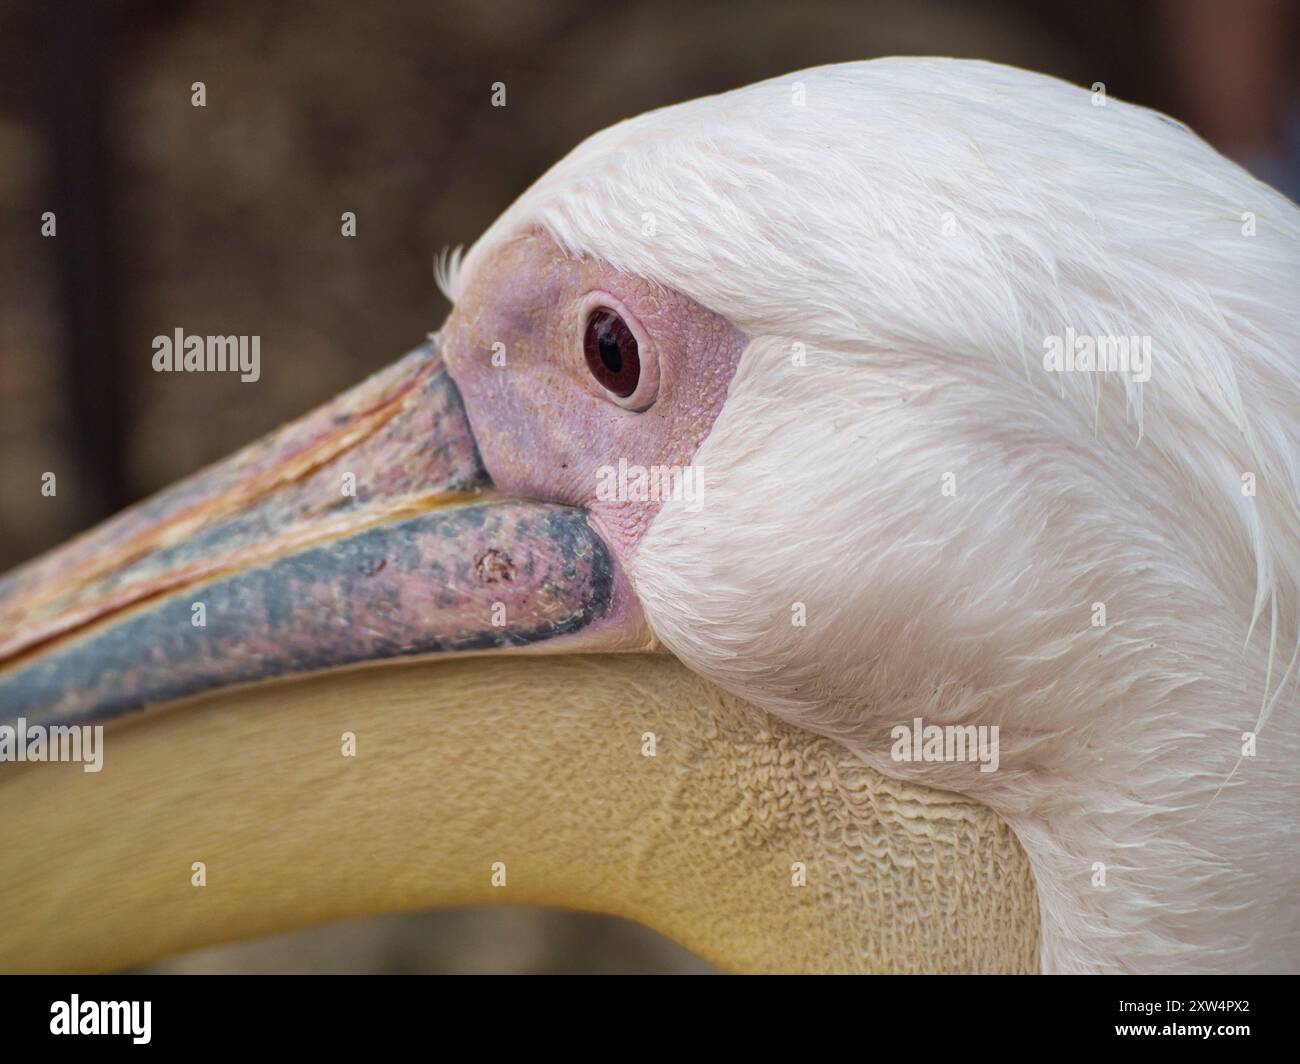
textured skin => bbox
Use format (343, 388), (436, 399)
(443, 229), (748, 558)
(0, 345), (483, 665)
(0, 502), (617, 726)
(0, 654), (1038, 973)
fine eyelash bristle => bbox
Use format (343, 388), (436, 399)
(434, 245), (465, 304)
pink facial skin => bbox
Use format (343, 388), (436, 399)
(441, 228), (749, 561)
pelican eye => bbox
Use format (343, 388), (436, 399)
(583, 307), (640, 398)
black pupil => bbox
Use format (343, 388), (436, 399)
(583, 308), (640, 397)
(598, 331), (622, 374)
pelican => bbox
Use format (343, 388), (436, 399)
(0, 57), (1296, 975)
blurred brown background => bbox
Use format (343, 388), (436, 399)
(0, 0), (1295, 972)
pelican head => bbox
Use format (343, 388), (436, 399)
(1, 57), (1297, 974)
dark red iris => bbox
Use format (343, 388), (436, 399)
(583, 307), (640, 397)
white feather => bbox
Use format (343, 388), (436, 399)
(463, 58), (1300, 973)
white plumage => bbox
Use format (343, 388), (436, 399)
(454, 58), (1300, 973)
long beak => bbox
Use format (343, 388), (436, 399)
(0, 336), (1040, 974)
(0, 336), (648, 728)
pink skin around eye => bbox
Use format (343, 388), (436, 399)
(441, 228), (749, 562)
